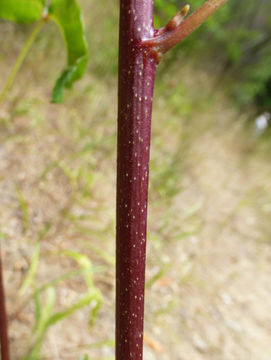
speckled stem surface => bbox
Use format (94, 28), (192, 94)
(116, 0), (228, 357)
(116, 0), (156, 359)
(0, 245), (10, 360)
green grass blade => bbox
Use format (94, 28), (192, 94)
(33, 292), (41, 333)
(62, 249), (92, 269)
(15, 183), (29, 232)
(61, 249), (94, 288)
(45, 290), (101, 327)
(19, 241), (40, 295)
(28, 265), (105, 303)
(24, 287), (56, 360)
(19, 225), (50, 295)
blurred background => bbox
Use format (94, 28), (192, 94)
(1, 0), (271, 359)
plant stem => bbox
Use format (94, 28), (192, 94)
(143, 0), (228, 60)
(0, 20), (44, 105)
(116, 1), (156, 359)
(116, 0), (228, 359)
(0, 243), (10, 360)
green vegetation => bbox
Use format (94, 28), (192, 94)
(0, 0), (88, 104)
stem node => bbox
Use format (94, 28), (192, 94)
(142, 0), (228, 59)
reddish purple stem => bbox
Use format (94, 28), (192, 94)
(116, 0), (156, 359)
(116, 0), (228, 358)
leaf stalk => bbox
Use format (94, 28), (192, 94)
(0, 20), (44, 105)
(142, 0), (228, 62)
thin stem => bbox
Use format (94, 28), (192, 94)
(143, 0), (228, 60)
(116, 1), (156, 359)
(116, 1), (227, 359)
(0, 20), (44, 105)
(0, 243), (10, 360)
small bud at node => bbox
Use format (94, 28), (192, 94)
(165, 4), (190, 31)
(181, 4), (190, 17)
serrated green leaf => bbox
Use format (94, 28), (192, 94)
(0, 0), (44, 24)
(49, 0), (89, 103)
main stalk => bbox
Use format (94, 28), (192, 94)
(116, 0), (156, 359)
(116, 0), (228, 358)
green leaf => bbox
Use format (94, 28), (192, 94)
(51, 56), (88, 103)
(49, 0), (89, 103)
(0, 0), (44, 24)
